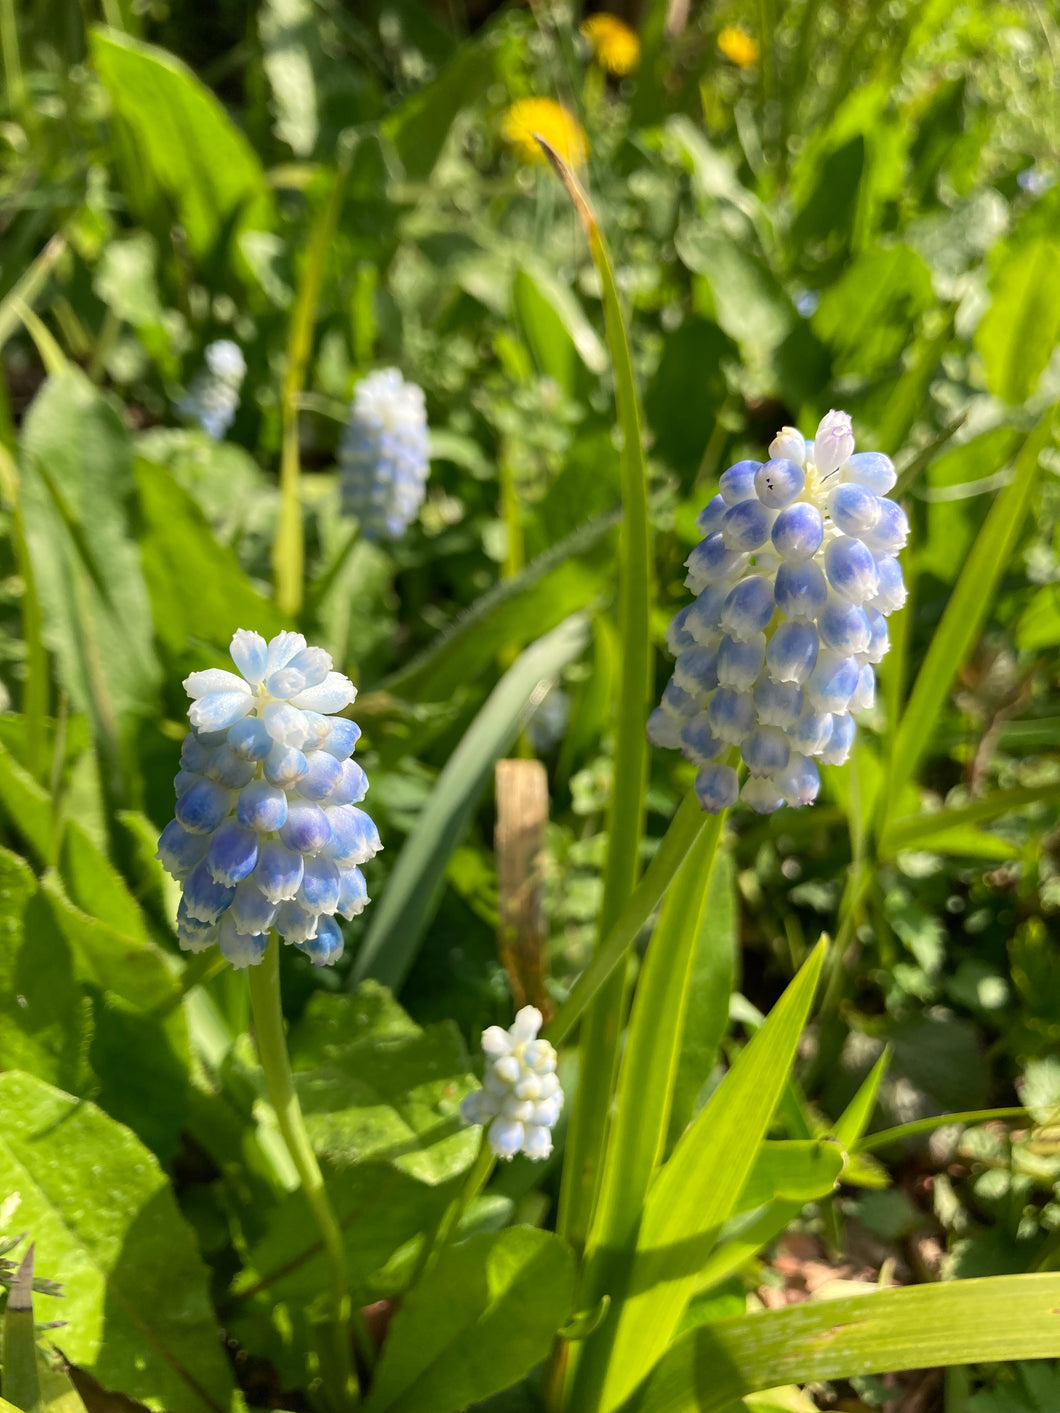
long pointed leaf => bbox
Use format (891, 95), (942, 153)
(585, 942), (827, 1412)
(625, 1274), (1060, 1413)
(353, 615), (590, 990)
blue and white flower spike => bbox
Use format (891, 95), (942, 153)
(650, 411), (907, 814)
(157, 629), (381, 968)
(460, 1006), (564, 1161)
(339, 368), (430, 540)
(179, 339), (247, 440)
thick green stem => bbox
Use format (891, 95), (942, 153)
(411, 1138), (495, 1288)
(248, 935), (364, 1407)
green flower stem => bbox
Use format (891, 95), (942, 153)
(411, 1137), (495, 1288)
(544, 788), (708, 1048)
(273, 147), (351, 618)
(247, 935), (367, 1407)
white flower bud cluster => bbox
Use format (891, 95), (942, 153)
(460, 1007), (563, 1161)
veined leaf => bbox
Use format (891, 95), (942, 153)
(0, 1072), (239, 1413)
(90, 28), (274, 269)
(624, 1274), (1060, 1413)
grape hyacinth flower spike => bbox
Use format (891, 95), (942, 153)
(179, 339), (247, 440)
(460, 1007), (564, 1161)
(157, 629), (381, 968)
(648, 410), (907, 814)
(339, 368), (430, 540)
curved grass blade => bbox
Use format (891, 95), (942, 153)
(624, 1273), (1060, 1413)
(537, 138), (653, 1254)
(353, 614), (590, 991)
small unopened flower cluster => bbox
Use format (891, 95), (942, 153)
(339, 369), (430, 540)
(648, 411), (907, 814)
(180, 340), (246, 440)
(460, 1007), (563, 1161)
(157, 630), (381, 969)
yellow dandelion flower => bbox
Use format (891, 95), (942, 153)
(502, 97), (589, 168)
(717, 25), (759, 67)
(581, 13), (641, 76)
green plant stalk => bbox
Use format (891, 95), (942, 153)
(273, 154), (350, 618)
(410, 1137), (495, 1288)
(0, 0), (26, 131)
(248, 935), (364, 1408)
(0, 444), (47, 779)
(537, 140), (652, 1258)
(569, 814), (726, 1403)
(544, 788), (707, 1048)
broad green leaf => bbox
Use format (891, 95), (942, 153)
(586, 817), (727, 1302)
(362, 1227), (575, 1413)
(18, 370), (160, 763)
(382, 517), (615, 703)
(584, 942), (827, 1413)
(666, 848), (738, 1150)
(59, 822), (149, 944)
(733, 1141), (844, 1215)
(811, 245), (933, 377)
(624, 1274), (1060, 1413)
(40, 870), (178, 1012)
(0, 846), (90, 1093)
(513, 262), (607, 391)
(0, 740), (53, 863)
(355, 614), (590, 989)
(967, 1360), (1060, 1413)
(674, 222), (794, 354)
(229, 1161), (453, 1387)
(644, 318), (736, 474)
(882, 408), (1057, 821)
(135, 458), (285, 657)
(975, 239), (1060, 405)
(0, 1072), (239, 1413)
(1018, 583), (1060, 651)
(289, 985), (478, 1185)
(90, 28), (274, 268)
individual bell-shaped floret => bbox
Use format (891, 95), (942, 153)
(460, 1007), (563, 1161)
(157, 629), (381, 968)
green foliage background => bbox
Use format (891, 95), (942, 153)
(0, 0), (1058, 1409)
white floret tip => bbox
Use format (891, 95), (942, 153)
(157, 630), (379, 968)
(339, 369), (430, 540)
(459, 1006), (564, 1162)
(649, 411), (906, 813)
(179, 339), (247, 440)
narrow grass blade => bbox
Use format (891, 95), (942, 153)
(832, 1050), (890, 1148)
(538, 140), (653, 1253)
(585, 816), (727, 1295)
(4, 1245), (42, 1413)
(544, 789), (708, 1047)
(273, 144), (351, 618)
(881, 408), (1058, 823)
(856, 1107), (1027, 1154)
(584, 942), (827, 1413)
(624, 1273), (1060, 1413)
(353, 615), (590, 990)
(880, 781), (1060, 856)
(0, 234), (66, 355)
